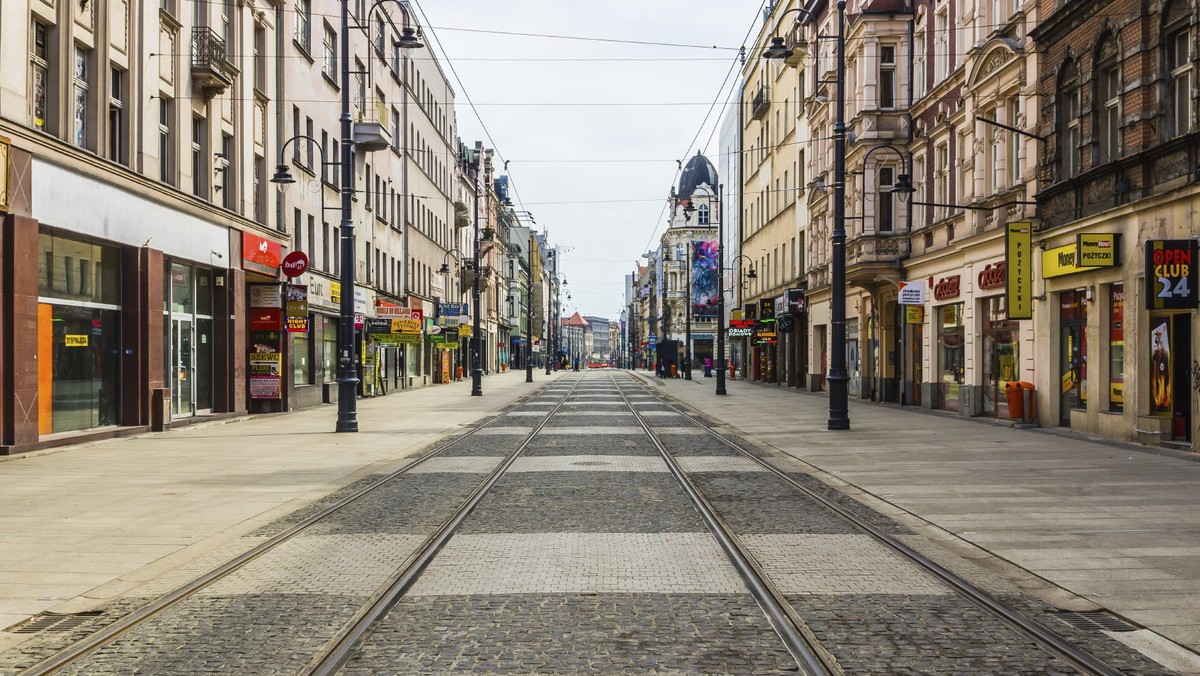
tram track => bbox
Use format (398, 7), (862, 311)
(18, 376), (585, 676)
(624, 371), (1128, 676)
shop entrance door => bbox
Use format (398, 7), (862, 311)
(1059, 320), (1086, 426)
(1151, 313), (1193, 442)
(1172, 316), (1193, 442)
(172, 318), (194, 416)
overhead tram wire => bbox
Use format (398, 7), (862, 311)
(639, 0), (768, 257)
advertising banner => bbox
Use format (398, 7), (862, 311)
(897, 281), (926, 305)
(691, 240), (718, 318)
(1145, 239), (1199, 309)
(285, 284), (309, 333)
(1005, 222), (1033, 319)
(249, 352), (281, 399)
(242, 232), (281, 276)
(1077, 233), (1120, 267)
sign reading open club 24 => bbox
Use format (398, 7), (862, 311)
(1145, 240), (1198, 309)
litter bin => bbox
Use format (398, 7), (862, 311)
(1004, 381), (1024, 420)
(1019, 381), (1036, 422)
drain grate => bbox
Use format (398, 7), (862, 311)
(1054, 611), (1138, 633)
(5, 611), (104, 634)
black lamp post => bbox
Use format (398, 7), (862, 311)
(526, 230), (534, 383)
(470, 170), (483, 396)
(715, 183), (727, 394)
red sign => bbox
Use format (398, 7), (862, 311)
(281, 251), (309, 278)
(978, 261), (1006, 290)
(243, 232), (282, 275)
(933, 275), (961, 300)
(250, 308), (282, 331)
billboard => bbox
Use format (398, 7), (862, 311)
(691, 240), (718, 318)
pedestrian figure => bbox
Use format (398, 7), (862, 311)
(703, 357), (712, 378)
(573, 357), (580, 372)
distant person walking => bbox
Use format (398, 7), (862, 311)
(703, 357), (712, 378)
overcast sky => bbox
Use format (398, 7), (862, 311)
(416, 1), (768, 320)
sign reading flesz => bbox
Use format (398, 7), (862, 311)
(1145, 240), (1198, 310)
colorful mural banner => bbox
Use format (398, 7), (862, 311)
(691, 240), (718, 318)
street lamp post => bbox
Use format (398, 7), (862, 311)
(471, 171), (483, 396)
(715, 183), (727, 394)
(526, 230), (534, 383)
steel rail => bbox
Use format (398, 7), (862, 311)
(633, 374), (1126, 676)
(609, 373), (836, 676)
(23, 384), (567, 675)
(305, 375), (586, 675)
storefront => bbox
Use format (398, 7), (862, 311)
(936, 302), (964, 412)
(163, 261), (214, 418)
(1145, 239), (1196, 443)
(1058, 289), (1087, 425)
(980, 296), (1019, 418)
(37, 231), (123, 433)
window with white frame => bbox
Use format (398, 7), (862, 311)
(1097, 43), (1120, 162)
(108, 66), (126, 164)
(159, 96), (174, 185)
(322, 23), (336, 79)
(1008, 97), (1021, 186)
(988, 107), (1002, 194)
(1168, 21), (1194, 137)
(192, 116), (207, 198)
(880, 45), (897, 108)
(934, 7), (949, 84)
(912, 154), (926, 227)
(914, 24), (927, 99)
(294, 0), (310, 51)
(934, 142), (949, 219)
(1059, 61), (1081, 179)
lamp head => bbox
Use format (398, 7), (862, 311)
(893, 173), (915, 203)
(271, 164), (296, 194)
(763, 36), (790, 60)
(683, 202), (696, 222)
(747, 266), (758, 280)
(439, 263), (451, 274)
(396, 27), (424, 50)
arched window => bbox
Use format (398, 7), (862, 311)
(1096, 37), (1121, 162)
(1058, 60), (1081, 180)
(1165, 2), (1194, 137)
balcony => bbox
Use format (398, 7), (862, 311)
(749, 83), (770, 120)
(191, 27), (233, 100)
(352, 98), (391, 152)
(845, 234), (909, 286)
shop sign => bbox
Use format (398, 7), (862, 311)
(248, 352), (282, 399)
(933, 275), (961, 300)
(393, 318), (421, 333)
(785, 289), (807, 314)
(366, 317), (393, 334)
(354, 287), (369, 314)
(65, 334), (89, 347)
(285, 284), (309, 333)
(977, 261), (1006, 290)
(459, 324), (473, 337)
(250, 308), (281, 331)
(1041, 243), (1085, 278)
(905, 306), (925, 324)
(375, 333), (421, 345)
(729, 318), (753, 329)
(1006, 222), (1033, 319)
(242, 231), (281, 276)
(758, 298), (775, 321)
(692, 333), (714, 340)
(777, 315), (795, 332)
(743, 303), (757, 321)
(897, 281), (926, 305)
(1145, 239), (1198, 310)
(330, 281), (341, 304)
(249, 284), (282, 308)
(281, 251), (309, 278)
(728, 327), (752, 338)
(731, 309), (744, 321)
(429, 334), (446, 344)
(1077, 233), (1120, 267)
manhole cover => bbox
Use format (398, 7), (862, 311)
(1054, 611), (1137, 632)
(6, 611), (104, 634)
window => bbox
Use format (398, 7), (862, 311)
(305, 116), (314, 169)
(374, 15), (386, 56)
(161, 0), (177, 16)
(391, 106), (401, 150)
(1168, 24), (1194, 137)
(254, 154), (266, 223)
(934, 8), (949, 84)
(1008, 97), (1021, 186)
(322, 24), (337, 79)
(322, 222), (330, 272)
(914, 26), (927, 99)
(988, 106), (1001, 193)
(878, 166), (895, 232)
(934, 142), (949, 220)
(1097, 43), (1120, 162)
(192, 117), (207, 198)
(31, 21), (50, 131)
(159, 97), (174, 185)
(254, 25), (266, 92)
(1059, 62), (1081, 179)
(294, 0), (310, 51)
(108, 67), (126, 164)
(698, 204), (710, 225)
(880, 45), (896, 108)
(912, 154), (926, 227)
(73, 46), (89, 148)
(220, 134), (234, 210)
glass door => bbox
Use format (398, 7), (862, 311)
(172, 318), (194, 416)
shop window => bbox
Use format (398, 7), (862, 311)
(321, 315), (337, 382)
(983, 296), (1018, 417)
(1059, 290), (1087, 424)
(293, 329), (312, 385)
(73, 46), (90, 149)
(1108, 284), (1124, 411)
(937, 303), (964, 411)
(38, 232), (121, 304)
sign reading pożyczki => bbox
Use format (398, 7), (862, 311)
(1006, 222), (1032, 319)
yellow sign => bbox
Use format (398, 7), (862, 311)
(391, 318), (421, 334)
(905, 306), (924, 324)
(1042, 244), (1083, 278)
(1061, 368), (1075, 394)
(65, 334), (89, 347)
(458, 324), (472, 337)
(330, 281), (342, 303)
(1005, 222), (1033, 319)
(1077, 233), (1120, 267)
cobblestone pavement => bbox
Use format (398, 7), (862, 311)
(2, 372), (1181, 674)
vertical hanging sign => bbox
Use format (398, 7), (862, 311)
(1005, 221), (1033, 319)
(1145, 239), (1199, 309)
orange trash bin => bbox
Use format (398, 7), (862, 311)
(1004, 382), (1023, 420)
